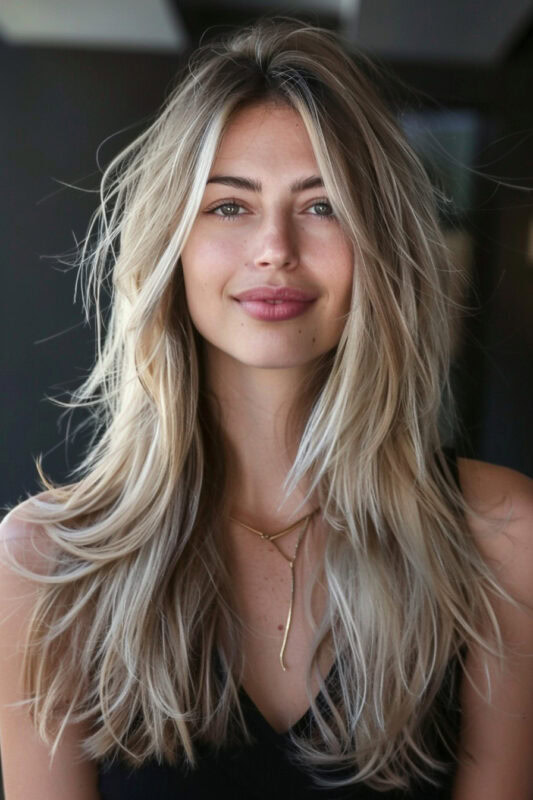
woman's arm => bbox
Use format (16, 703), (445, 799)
(453, 459), (533, 800)
(0, 509), (100, 800)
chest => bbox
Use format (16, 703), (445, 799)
(225, 526), (333, 733)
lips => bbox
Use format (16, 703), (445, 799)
(233, 286), (317, 302)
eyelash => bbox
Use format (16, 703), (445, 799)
(207, 201), (245, 222)
(206, 198), (336, 222)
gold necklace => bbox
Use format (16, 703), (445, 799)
(228, 507), (320, 672)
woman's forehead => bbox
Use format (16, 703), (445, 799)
(209, 102), (320, 180)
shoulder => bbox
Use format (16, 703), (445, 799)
(452, 459), (533, 792)
(0, 508), (100, 799)
(456, 456), (533, 607)
(458, 457), (533, 583)
(0, 505), (53, 705)
(0, 497), (57, 579)
(456, 456), (533, 512)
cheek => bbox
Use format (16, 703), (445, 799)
(337, 233), (354, 278)
(180, 236), (241, 334)
(181, 231), (242, 290)
(328, 245), (354, 320)
(317, 234), (353, 294)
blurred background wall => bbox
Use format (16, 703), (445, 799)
(1, 0), (533, 516)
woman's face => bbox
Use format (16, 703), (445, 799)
(180, 102), (354, 372)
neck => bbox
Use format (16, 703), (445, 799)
(204, 347), (318, 524)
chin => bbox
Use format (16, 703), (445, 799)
(232, 350), (322, 370)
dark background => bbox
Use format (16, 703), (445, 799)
(2, 1), (533, 516)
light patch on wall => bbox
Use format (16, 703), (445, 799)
(0, 0), (187, 52)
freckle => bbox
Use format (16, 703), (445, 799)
(312, 337), (316, 343)
(298, 329), (301, 334)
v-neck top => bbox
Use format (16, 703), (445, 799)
(97, 446), (462, 799)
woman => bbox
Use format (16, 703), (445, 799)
(0, 19), (532, 800)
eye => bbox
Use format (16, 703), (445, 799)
(308, 200), (335, 218)
(209, 201), (245, 219)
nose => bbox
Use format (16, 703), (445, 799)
(252, 212), (299, 270)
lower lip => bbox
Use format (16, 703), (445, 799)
(235, 299), (316, 321)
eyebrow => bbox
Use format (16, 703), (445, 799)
(205, 175), (324, 193)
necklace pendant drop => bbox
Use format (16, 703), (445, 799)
(228, 508), (319, 671)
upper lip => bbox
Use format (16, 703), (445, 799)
(233, 286), (317, 302)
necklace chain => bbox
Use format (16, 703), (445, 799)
(228, 507), (320, 671)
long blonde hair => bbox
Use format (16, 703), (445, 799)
(4, 18), (514, 791)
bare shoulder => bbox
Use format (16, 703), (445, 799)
(456, 456), (533, 606)
(456, 455), (533, 517)
(0, 504), (100, 799)
(0, 497), (58, 577)
(0, 498), (59, 658)
(0, 501), (58, 698)
(451, 458), (533, 797)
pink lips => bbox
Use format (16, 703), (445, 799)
(232, 285), (317, 322)
(234, 286), (316, 302)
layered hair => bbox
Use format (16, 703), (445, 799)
(4, 18), (514, 792)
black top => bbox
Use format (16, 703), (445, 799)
(98, 447), (462, 799)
